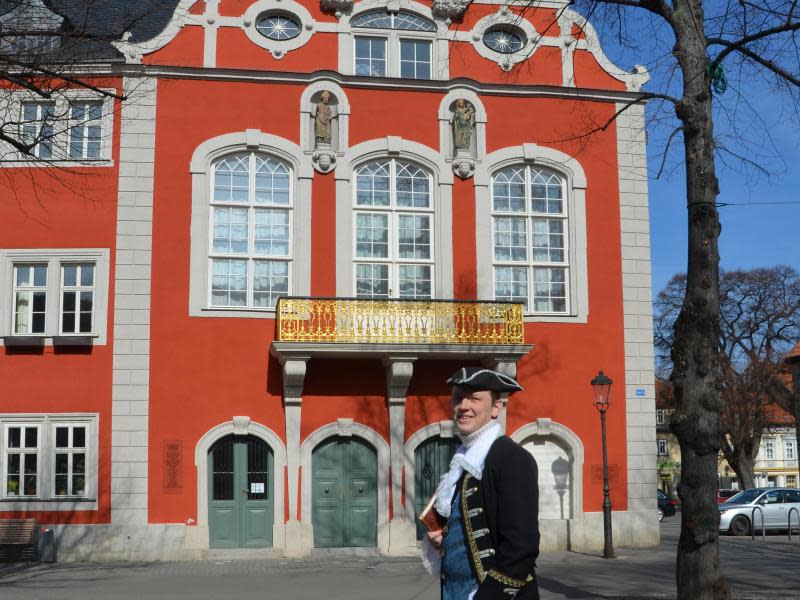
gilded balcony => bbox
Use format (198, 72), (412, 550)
(276, 297), (524, 345)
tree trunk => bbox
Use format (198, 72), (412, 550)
(726, 445), (756, 490)
(668, 2), (731, 599)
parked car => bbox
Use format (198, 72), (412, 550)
(719, 487), (800, 536)
(717, 489), (738, 504)
(657, 490), (677, 521)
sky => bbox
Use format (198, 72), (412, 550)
(583, 3), (800, 299)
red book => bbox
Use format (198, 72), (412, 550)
(419, 493), (445, 532)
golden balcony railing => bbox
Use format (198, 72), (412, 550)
(276, 297), (524, 344)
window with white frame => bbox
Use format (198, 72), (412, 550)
(491, 166), (569, 313)
(12, 263), (48, 334)
(788, 475), (797, 488)
(209, 152), (292, 309)
(68, 101), (102, 159)
(352, 10), (435, 79)
(60, 263), (95, 334)
(785, 439), (796, 462)
(765, 439), (775, 460)
(656, 409), (666, 425)
(1, 415), (96, 502)
(20, 101), (55, 159)
(2, 249), (109, 343)
(657, 439), (668, 456)
(353, 159), (433, 298)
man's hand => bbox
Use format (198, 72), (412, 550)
(426, 529), (443, 549)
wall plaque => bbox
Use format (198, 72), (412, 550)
(591, 464), (619, 484)
(163, 440), (183, 493)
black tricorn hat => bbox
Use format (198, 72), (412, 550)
(447, 367), (523, 394)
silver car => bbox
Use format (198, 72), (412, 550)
(718, 487), (800, 536)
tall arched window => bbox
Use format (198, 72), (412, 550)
(492, 166), (568, 313)
(351, 10), (436, 79)
(209, 152), (292, 309)
(353, 159), (433, 298)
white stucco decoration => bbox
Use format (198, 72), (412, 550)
(469, 9), (539, 71)
(111, 0), (200, 64)
(242, 0), (317, 59)
(431, 0), (471, 20)
(560, 7), (650, 92)
(320, 0), (354, 15)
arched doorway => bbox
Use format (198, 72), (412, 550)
(522, 437), (573, 519)
(208, 435), (274, 548)
(414, 435), (459, 539)
(312, 436), (378, 547)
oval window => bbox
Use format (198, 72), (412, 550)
(483, 28), (525, 54)
(256, 14), (302, 40)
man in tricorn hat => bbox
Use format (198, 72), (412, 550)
(422, 367), (539, 600)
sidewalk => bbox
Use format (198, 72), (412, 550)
(0, 520), (798, 599)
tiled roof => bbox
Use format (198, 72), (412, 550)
(0, 0), (180, 60)
(787, 341), (800, 362)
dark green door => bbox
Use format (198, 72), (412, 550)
(208, 435), (274, 549)
(312, 437), (377, 547)
(414, 436), (459, 540)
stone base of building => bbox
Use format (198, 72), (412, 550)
(49, 511), (659, 561)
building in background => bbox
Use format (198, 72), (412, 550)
(0, 0), (657, 559)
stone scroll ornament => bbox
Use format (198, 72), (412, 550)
(431, 0), (471, 20)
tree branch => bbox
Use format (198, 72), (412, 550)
(707, 19), (800, 72)
(712, 40), (800, 87)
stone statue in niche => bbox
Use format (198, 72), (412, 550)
(313, 90), (336, 148)
(451, 98), (475, 152)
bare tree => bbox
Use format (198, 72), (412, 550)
(0, 0), (173, 162)
(656, 268), (800, 489)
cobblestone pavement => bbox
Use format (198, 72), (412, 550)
(1, 520), (799, 599)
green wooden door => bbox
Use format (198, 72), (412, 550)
(208, 436), (274, 549)
(312, 437), (377, 548)
(414, 436), (459, 540)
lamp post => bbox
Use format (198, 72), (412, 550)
(591, 370), (615, 559)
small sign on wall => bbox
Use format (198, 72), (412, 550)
(250, 482), (265, 494)
(636, 388), (646, 397)
(163, 440), (183, 494)
(591, 464), (619, 484)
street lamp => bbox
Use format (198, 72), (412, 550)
(591, 370), (615, 559)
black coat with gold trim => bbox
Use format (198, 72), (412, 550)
(447, 435), (540, 600)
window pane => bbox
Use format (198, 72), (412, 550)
(63, 265), (77, 286)
(8, 453), (20, 474)
(24, 428), (37, 448)
(398, 214), (431, 259)
(8, 427), (21, 448)
(213, 154), (250, 202)
(398, 264), (431, 299)
(495, 267), (527, 309)
(254, 209), (290, 256)
(81, 265), (95, 286)
(210, 259), (248, 307)
(352, 10), (393, 29)
(355, 264), (389, 298)
(254, 156), (290, 204)
(533, 267), (567, 313)
(212, 207), (249, 254)
(354, 37), (386, 77)
(55, 474), (68, 496)
(393, 12), (435, 31)
(396, 162), (430, 207)
(494, 217), (527, 261)
(253, 260), (289, 308)
(56, 427), (69, 448)
(492, 168), (526, 212)
(531, 218), (566, 263)
(399, 40), (432, 79)
(531, 169), (565, 214)
(355, 162), (391, 206)
(73, 427), (86, 448)
(355, 213), (389, 258)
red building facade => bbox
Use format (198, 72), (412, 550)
(0, 0), (657, 559)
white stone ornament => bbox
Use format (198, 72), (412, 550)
(312, 149), (337, 173)
(432, 0), (470, 20)
(452, 157), (476, 179)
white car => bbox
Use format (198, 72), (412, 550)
(718, 487), (800, 536)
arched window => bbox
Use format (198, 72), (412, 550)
(353, 159), (433, 298)
(209, 152), (292, 309)
(491, 166), (568, 313)
(351, 10), (436, 79)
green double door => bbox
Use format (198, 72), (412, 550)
(414, 436), (459, 540)
(208, 435), (274, 549)
(312, 437), (377, 547)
